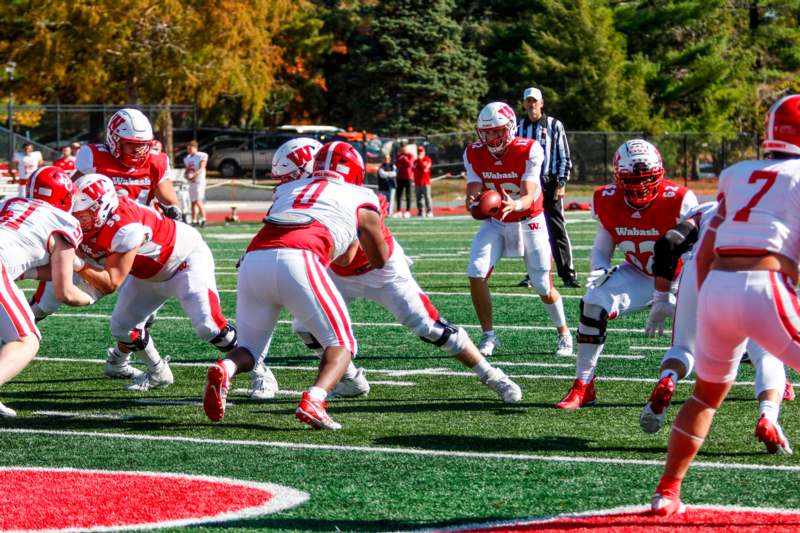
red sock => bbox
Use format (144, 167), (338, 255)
(655, 474), (682, 498)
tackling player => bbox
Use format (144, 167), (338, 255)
(556, 139), (697, 410)
(0, 167), (95, 417)
(464, 102), (572, 358)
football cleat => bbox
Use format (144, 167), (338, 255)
(0, 401), (17, 418)
(649, 493), (685, 517)
(478, 331), (500, 357)
(204, 360), (231, 421)
(555, 334), (573, 357)
(640, 376), (676, 434)
(555, 378), (596, 410)
(755, 415), (793, 455)
(125, 358), (173, 392)
(329, 368), (370, 399)
(785, 381), (796, 402)
(480, 368), (522, 403)
(295, 392), (341, 430)
(249, 363), (278, 401)
(104, 347), (144, 379)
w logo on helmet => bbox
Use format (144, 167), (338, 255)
(83, 180), (108, 201)
(286, 146), (314, 167)
(497, 104), (515, 120)
(108, 113), (126, 133)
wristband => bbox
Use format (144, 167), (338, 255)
(73, 256), (86, 272)
(653, 290), (672, 303)
(514, 199), (523, 212)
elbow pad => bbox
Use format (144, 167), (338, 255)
(652, 225), (698, 280)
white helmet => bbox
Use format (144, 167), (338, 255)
(613, 139), (664, 208)
(476, 102), (517, 155)
(72, 173), (119, 233)
(106, 108), (154, 168)
(272, 137), (323, 182)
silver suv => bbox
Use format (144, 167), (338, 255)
(207, 134), (295, 178)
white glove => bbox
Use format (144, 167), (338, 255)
(585, 266), (616, 288)
(645, 290), (676, 337)
(76, 279), (104, 305)
(73, 256), (85, 272)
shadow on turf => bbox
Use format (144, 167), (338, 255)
(212, 515), (515, 532)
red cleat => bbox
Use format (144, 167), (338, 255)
(555, 378), (596, 410)
(640, 376), (676, 433)
(203, 360), (231, 422)
(785, 381), (796, 402)
(295, 392), (341, 430)
(755, 414), (793, 455)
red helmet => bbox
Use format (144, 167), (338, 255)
(25, 166), (75, 212)
(613, 139), (664, 209)
(313, 141), (365, 185)
(763, 94), (800, 156)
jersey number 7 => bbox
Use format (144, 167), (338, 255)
(733, 170), (778, 222)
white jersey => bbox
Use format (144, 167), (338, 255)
(248, 176), (381, 262)
(183, 152), (208, 183)
(0, 198), (82, 280)
(715, 158), (800, 262)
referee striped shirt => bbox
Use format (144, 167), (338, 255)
(517, 114), (572, 184)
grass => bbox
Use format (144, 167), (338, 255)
(2, 211), (798, 531)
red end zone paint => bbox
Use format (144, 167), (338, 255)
(0, 467), (308, 531)
(450, 505), (800, 533)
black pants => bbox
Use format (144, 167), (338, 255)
(542, 180), (576, 281)
(396, 179), (412, 211)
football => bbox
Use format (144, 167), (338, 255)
(470, 190), (502, 220)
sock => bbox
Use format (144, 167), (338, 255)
(308, 386), (328, 401)
(471, 358), (492, 380)
(660, 369), (680, 384)
(222, 358), (238, 377)
(135, 338), (162, 370)
(576, 342), (603, 383)
(110, 346), (128, 361)
(655, 474), (682, 498)
(483, 329), (495, 337)
(343, 361), (359, 380)
(760, 400), (780, 423)
(544, 298), (567, 329)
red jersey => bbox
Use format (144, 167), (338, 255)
(463, 137), (545, 223)
(78, 196), (179, 280)
(592, 180), (697, 275)
(75, 144), (170, 205)
(330, 223), (395, 277)
(53, 156), (76, 174)
(413, 156), (432, 187)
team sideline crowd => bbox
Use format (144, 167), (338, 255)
(1, 95), (800, 516)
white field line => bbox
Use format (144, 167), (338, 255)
(33, 410), (133, 420)
(0, 427), (795, 474)
(33, 357), (748, 385)
(44, 313), (660, 334)
(213, 270), (598, 275)
(629, 345), (672, 351)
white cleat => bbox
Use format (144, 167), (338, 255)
(640, 402), (666, 434)
(478, 331), (500, 357)
(555, 334), (573, 357)
(329, 368), (371, 399)
(126, 359), (174, 391)
(104, 348), (144, 379)
(0, 401), (17, 418)
(249, 364), (279, 401)
(481, 368), (522, 403)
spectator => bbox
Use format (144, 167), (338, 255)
(377, 153), (397, 216)
(53, 145), (76, 176)
(395, 147), (414, 218)
(12, 142), (43, 196)
(413, 145), (433, 217)
(184, 140), (208, 227)
(516, 87), (579, 288)
(70, 141), (81, 155)
(151, 139), (163, 155)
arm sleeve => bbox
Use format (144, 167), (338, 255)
(75, 145), (96, 174)
(552, 119), (572, 180)
(464, 149), (482, 184)
(110, 224), (150, 254)
(521, 142), (545, 182)
(590, 225), (615, 271)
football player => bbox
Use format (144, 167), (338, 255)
(288, 141), (522, 403)
(650, 95), (800, 516)
(0, 167), (96, 417)
(71, 174), (237, 391)
(556, 139), (697, 410)
(640, 201), (793, 454)
(464, 102), (572, 358)
(202, 141), (389, 430)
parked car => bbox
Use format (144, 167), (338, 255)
(207, 133), (296, 178)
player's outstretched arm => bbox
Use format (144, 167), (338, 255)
(78, 248), (139, 295)
(49, 236), (95, 306)
(358, 209), (389, 269)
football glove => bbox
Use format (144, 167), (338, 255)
(645, 290), (676, 337)
(585, 266), (617, 288)
(159, 203), (182, 220)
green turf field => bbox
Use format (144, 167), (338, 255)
(3, 212), (799, 531)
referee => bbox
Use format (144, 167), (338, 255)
(516, 87), (579, 288)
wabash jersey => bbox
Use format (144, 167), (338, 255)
(0, 198), (82, 280)
(78, 196), (185, 281)
(463, 137), (544, 222)
(715, 158), (800, 262)
(75, 144), (170, 205)
(593, 180), (697, 275)
(247, 177), (381, 264)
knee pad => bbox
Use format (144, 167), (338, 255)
(528, 269), (551, 295)
(577, 300), (608, 344)
(295, 330), (323, 356)
(663, 346), (695, 378)
(118, 327), (150, 352)
(209, 323), (238, 352)
(415, 317), (469, 356)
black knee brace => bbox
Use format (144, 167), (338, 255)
(210, 323), (238, 352)
(577, 300), (608, 344)
(120, 328), (150, 352)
